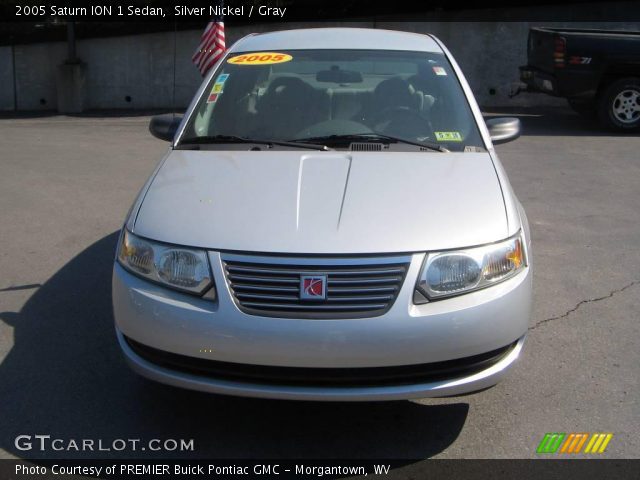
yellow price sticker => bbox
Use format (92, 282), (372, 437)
(227, 52), (293, 65)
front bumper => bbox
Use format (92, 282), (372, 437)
(113, 251), (531, 401)
(117, 329), (525, 401)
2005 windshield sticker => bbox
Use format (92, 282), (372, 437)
(207, 74), (229, 103)
(227, 52), (293, 65)
(435, 131), (462, 142)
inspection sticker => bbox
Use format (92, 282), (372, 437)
(433, 66), (447, 76)
(215, 73), (230, 83)
(207, 93), (219, 103)
(435, 131), (462, 142)
(228, 52), (293, 65)
(211, 83), (224, 94)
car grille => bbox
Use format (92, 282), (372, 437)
(221, 253), (411, 319)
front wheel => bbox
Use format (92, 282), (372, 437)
(597, 77), (640, 131)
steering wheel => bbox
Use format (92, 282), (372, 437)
(264, 76), (312, 96)
(367, 106), (432, 137)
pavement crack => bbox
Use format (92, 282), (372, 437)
(529, 280), (639, 331)
(0, 283), (42, 293)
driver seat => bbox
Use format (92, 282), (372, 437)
(256, 76), (326, 138)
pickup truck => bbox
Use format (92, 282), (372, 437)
(519, 27), (640, 130)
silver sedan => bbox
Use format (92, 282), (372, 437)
(113, 28), (531, 401)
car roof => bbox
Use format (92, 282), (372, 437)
(230, 28), (443, 53)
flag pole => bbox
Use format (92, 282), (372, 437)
(172, 18), (177, 117)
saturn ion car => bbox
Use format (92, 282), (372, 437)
(113, 28), (532, 401)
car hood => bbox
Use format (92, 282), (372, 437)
(133, 150), (508, 254)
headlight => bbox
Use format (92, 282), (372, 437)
(117, 229), (215, 297)
(416, 232), (527, 301)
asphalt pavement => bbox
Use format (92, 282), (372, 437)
(0, 108), (638, 462)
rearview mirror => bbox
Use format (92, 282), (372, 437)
(485, 117), (521, 144)
(316, 68), (363, 83)
(149, 114), (183, 142)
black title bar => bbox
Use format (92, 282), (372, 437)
(0, 0), (639, 23)
(1, 459), (640, 480)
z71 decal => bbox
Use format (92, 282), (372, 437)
(569, 56), (592, 65)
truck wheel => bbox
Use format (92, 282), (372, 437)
(597, 77), (640, 130)
(568, 99), (596, 118)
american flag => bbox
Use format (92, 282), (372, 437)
(192, 9), (225, 76)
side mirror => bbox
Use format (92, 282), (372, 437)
(485, 117), (521, 144)
(149, 114), (183, 142)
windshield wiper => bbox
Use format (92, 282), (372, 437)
(178, 135), (330, 151)
(291, 133), (448, 152)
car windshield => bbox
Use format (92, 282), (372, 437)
(181, 49), (485, 152)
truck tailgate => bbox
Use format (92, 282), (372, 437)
(527, 28), (558, 74)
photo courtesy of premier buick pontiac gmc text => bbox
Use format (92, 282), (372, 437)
(112, 28), (532, 401)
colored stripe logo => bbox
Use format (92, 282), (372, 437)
(584, 433), (614, 453)
(537, 433), (613, 454)
(537, 433), (566, 453)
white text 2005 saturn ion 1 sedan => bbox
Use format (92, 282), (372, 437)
(113, 28), (532, 401)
